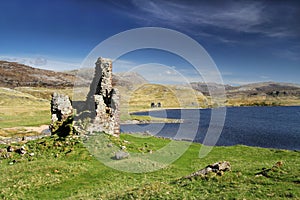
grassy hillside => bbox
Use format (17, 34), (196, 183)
(191, 81), (300, 107)
(0, 133), (299, 199)
(0, 87), (76, 128)
(0, 73), (299, 199)
(1, 84), (299, 130)
(0, 61), (75, 88)
(0, 87), (50, 128)
(124, 84), (207, 112)
(1, 83), (300, 129)
(226, 95), (300, 107)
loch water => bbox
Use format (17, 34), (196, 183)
(121, 106), (300, 150)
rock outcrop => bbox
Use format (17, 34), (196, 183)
(184, 161), (231, 179)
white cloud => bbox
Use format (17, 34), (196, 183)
(124, 0), (298, 40)
(130, 1), (264, 30)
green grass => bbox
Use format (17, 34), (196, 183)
(0, 133), (299, 199)
(1, 86), (299, 199)
(0, 108), (50, 128)
(0, 87), (51, 128)
(0, 86), (182, 129)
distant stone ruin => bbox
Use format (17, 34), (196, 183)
(157, 102), (161, 108)
(151, 102), (155, 108)
(150, 102), (162, 108)
(50, 57), (120, 137)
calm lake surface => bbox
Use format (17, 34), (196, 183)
(121, 106), (300, 150)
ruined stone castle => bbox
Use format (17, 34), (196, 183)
(50, 57), (120, 136)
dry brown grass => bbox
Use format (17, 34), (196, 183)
(120, 84), (207, 113)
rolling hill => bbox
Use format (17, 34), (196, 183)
(1, 60), (300, 109)
(191, 81), (300, 97)
(0, 61), (76, 88)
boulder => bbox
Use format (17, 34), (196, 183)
(115, 150), (129, 160)
(184, 161), (231, 179)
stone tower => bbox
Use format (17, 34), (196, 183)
(87, 57), (120, 136)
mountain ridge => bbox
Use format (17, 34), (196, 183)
(1, 60), (300, 101)
(0, 61), (149, 89)
(0, 60), (75, 88)
(191, 81), (300, 98)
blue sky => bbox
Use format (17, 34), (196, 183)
(0, 0), (299, 85)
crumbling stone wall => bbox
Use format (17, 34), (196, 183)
(51, 57), (120, 137)
(91, 58), (120, 136)
(50, 93), (74, 137)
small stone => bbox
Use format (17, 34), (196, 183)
(29, 152), (34, 156)
(121, 145), (126, 150)
(115, 151), (129, 160)
(7, 146), (14, 152)
(18, 146), (27, 155)
(144, 131), (151, 135)
(107, 143), (113, 147)
(274, 161), (283, 168)
(9, 159), (16, 165)
(3, 153), (11, 159)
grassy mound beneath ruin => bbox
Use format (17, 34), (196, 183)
(0, 133), (299, 199)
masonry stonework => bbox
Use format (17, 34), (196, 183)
(49, 93), (74, 137)
(50, 57), (120, 137)
(92, 57), (120, 135)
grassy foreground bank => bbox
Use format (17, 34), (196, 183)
(0, 133), (299, 199)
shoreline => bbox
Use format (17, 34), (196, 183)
(121, 118), (183, 125)
(120, 132), (300, 152)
